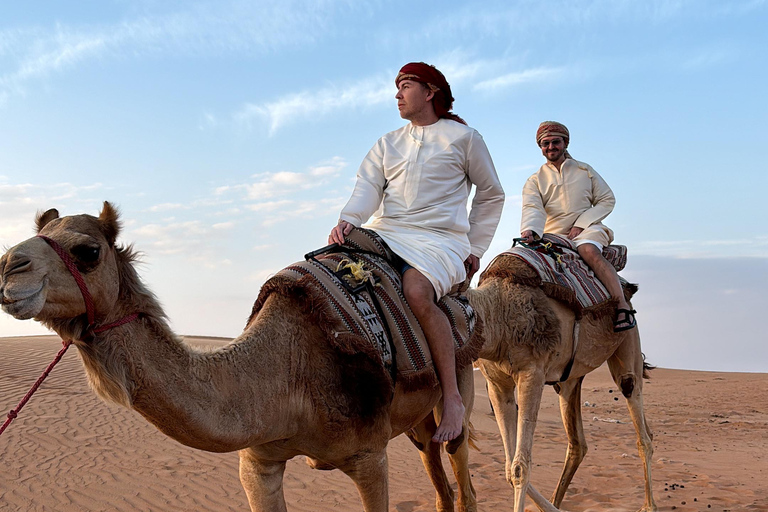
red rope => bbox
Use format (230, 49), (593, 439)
(37, 235), (96, 326)
(93, 313), (139, 333)
(0, 339), (72, 437)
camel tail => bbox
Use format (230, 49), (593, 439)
(642, 352), (656, 379)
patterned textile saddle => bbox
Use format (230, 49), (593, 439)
(480, 233), (637, 319)
(249, 228), (484, 391)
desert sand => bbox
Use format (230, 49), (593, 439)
(1, 334), (766, 512)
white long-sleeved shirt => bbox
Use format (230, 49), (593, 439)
(340, 119), (505, 296)
(521, 158), (615, 246)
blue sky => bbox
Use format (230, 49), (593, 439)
(1, 0), (766, 371)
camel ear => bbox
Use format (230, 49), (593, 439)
(98, 201), (122, 246)
(35, 208), (60, 233)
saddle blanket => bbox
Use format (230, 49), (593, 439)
(249, 228), (483, 391)
(481, 233), (632, 318)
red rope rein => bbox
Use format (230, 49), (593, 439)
(0, 339), (72, 436)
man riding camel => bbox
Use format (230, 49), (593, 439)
(329, 62), (505, 442)
(521, 120), (636, 332)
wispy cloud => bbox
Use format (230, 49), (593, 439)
(257, 197), (347, 227)
(634, 237), (768, 258)
(129, 218), (235, 267)
(0, 0), (354, 102)
(146, 203), (188, 212)
(217, 156), (347, 201)
(423, 0), (765, 38)
(0, 182), (106, 246)
(234, 49), (565, 133)
(475, 66), (566, 92)
(234, 76), (392, 134)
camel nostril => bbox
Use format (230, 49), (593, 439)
(4, 256), (32, 277)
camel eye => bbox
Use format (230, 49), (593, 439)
(72, 244), (100, 264)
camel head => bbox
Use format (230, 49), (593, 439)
(0, 201), (122, 334)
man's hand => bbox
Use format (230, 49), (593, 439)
(329, 220), (354, 244)
(567, 226), (584, 240)
(464, 254), (480, 281)
(521, 230), (536, 243)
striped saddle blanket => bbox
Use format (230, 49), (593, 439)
(250, 228), (483, 391)
(481, 233), (631, 318)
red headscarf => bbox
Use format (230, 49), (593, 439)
(395, 62), (466, 125)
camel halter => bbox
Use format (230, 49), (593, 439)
(0, 235), (139, 437)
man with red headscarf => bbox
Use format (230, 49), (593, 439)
(521, 121), (636, 332)
(329, 62), (505, 442)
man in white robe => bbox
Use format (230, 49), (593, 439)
(329, 62), (504, 442)
(521, 121), (636, 332)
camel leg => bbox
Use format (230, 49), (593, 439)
(608, 329), (657, 512)
(511, 370), (547, 512)
(339, 449), (390, 512)
(550, 377), (587, 508)
(481, 364), (558, 512)
(406, 414), (455, 512)
(480, 364), (518, 488)
(447, 365), (477, 512)
(238, 450), (288, 512)
(406, 365), (477, 512)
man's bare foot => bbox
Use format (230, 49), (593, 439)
(432, 394), (465, 443)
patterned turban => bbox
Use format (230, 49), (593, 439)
(536, 121), (572, 159)
(395, 62), (466, 125)
(536, 121), (570, 145)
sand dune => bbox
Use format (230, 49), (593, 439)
(1, 335), (766, 511)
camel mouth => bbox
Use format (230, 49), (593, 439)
(1, 283), (46, 320)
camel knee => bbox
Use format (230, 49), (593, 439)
(508, 458), (531, 488)
(637, 432), (654, 455)
(619, 374), (636, 398)
(567, 441), (588, 464)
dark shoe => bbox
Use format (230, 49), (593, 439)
(614, 308), (637, 332)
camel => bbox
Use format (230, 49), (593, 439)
(0, 202), (478, 512)
(466, 254), (657, 512)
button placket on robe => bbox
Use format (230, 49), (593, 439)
(404, 124), (423, 208)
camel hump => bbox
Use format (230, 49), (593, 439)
(479, 254), (540, 286)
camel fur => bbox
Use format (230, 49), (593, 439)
(467, 262), (657, 512)
(0, 202), (478, 512)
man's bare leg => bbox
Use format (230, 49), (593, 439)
(577, 244), (634, 330)
(403, 268), (465, 443)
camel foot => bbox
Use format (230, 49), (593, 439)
(305, 457), (336, 471)
(433, 396), (465, 443)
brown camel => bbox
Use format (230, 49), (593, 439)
(0, 202), (478, 512)
(467, 255), (656, 512)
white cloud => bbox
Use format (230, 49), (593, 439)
(634, 237), (768, 258)
(235, 76), (392, 134)
(147, 202), (188, 212)
(0, 182), (106, 247)
(0, 0), (357, 103)
(474, 66), (566, 92)
(127, 218), (235, 268)
(259, 197), (346, 227)
(218, 157), (347, 201)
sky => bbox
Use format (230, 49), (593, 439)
(1, 0), (766, 372)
